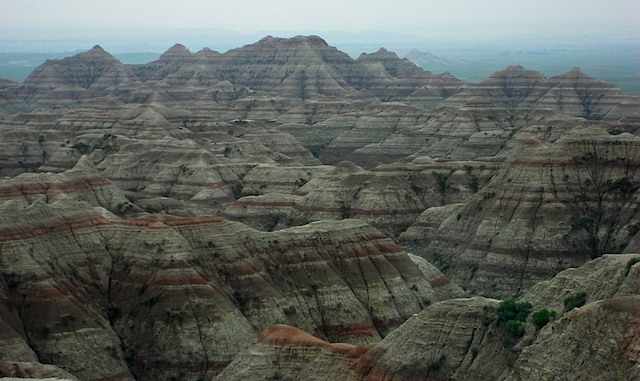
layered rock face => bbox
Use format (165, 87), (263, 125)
(217, 253), (640, 381)
(13, 45), (144, 110)
(443, 65), (640, 120)
(218, 297), (510, 381)
(0, 102), (321, 215)
(3, 36), (636, 120)
(1, 35), (639, 380)
(224, 158), (498, 238)
(0, 161), (465, 380)
(407, 127), (640, 297)
(276, 98), (598, 168)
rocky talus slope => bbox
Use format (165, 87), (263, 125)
(217, 253), (640, 381)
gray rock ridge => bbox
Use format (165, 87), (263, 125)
(1, 36), (638, 119)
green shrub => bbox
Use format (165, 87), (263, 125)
(505, 320), (526, 337)
(71, 142), (91, 154)
(531, 308), (556, 329)
(470, 175), (479, 193)
(283, 306), (297, 316)
(496, 299), (532, 322)
(564, 292), (587, 312)
(432, 171), (449, 193)
(431, 252), (451, 273)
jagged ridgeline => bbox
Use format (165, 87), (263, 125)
(0, 35), (639, 380)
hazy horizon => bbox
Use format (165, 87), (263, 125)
(1, 0), (638, 95)
(1, 0), (639, 54)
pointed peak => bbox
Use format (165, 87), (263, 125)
(196, 47), (221, 57)
(495, 65), (536, 74)
(167, 43), (190, 53)
(258, 35), (276, 43)
(552, 67), (594, 81)
(487, 65), (545, 80)
(437, 71), (461, 81)
(90, 45), (106, 52)
(77, 45), (118, 61)
(358, 47), (401, 60)
(70, 155), (100, 174)
(567, 67), (587, 77)
(197, 47), (215, 54)
(329, 161), (365, 175)
(159, 44), (192, 60)
(372, 47), (398, 57)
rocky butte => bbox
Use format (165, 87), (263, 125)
(0, 35), (638, 380)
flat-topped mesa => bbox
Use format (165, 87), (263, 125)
(256, 35), (330, 47)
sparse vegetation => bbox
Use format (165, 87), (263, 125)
(431, 252), (451, 273)
(469, 174), (479, 193)
(71, 142), (92, 154)
(497, 299), (532, 322)
(564, 292), (587, 311)
(549, 140), (639, 258)
(144, 294), (163, 307)
(531, 308), (556, 329)
(505, 320), (526, 337)
(497, 298), (532, 339)
(283, 306), (297, 317)
(428, 354), (446, 371)
(432, 171), (449, 194)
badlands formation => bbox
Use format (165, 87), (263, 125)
(0, 36), (638, 380)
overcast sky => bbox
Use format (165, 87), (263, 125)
(2, 0), (638, 40)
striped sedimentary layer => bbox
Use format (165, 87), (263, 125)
(3, 36), (637, 122)
(412, 126), (640, 297)
(217, 253), (640, 381)
(0, 165), (463, 380)
(224, 159), (498, 238)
